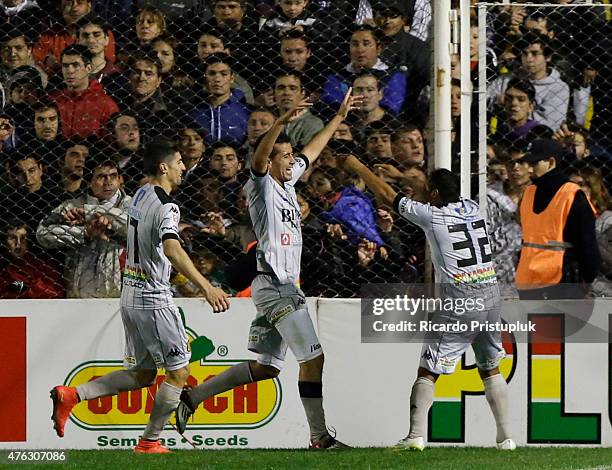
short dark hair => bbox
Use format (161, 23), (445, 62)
(143, 138), (179, 176)
(254, 132), (292, 157)
(62, 137), (91, 154)
(61, 44), (94, 64)
(76, 14), (110, 35)
(86, 159), (120, 182)
(506, 78), (536, 103)
(249, 107), (277, 119)
(275, 67), (303, 87)
(106, 112), (138, 133)
(350, 24), (383, 44)
(1, 26), (32, 45)
(33, 99), (59, 116)
(353, 72), (381, 90)
(516, 31), (552, 58)
(279, 28), (310, 47)
(129, 48), (163, 75)
(10, 146), (42, 172)
(203, 52), (234, 74)
(152, 34), (177, 49)
(393, 124), (422, 142)
(429, 168), (460, 204)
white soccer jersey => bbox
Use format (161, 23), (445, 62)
(394, 195), (497, 284)
(121, 183), (181, 309)
(244, 155), (309, 285)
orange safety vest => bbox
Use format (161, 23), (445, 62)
(515, 182), (580, 290)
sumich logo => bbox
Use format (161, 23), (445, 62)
(64, 326), (282, 431)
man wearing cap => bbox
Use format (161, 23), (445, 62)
(515, 138), (600, 299)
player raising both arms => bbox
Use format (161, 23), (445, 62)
(339, 155), (516, 451)
(50, 139), (230, 454)
(175, 89), (363, 449)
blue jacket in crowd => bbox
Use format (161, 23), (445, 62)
(189, 89), (249, 146)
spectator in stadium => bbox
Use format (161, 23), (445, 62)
(50, 44), (119, 139)
(76, 15), (120, 87)
(515, 139), (600, 300)
(568, 166), (612, 298)
(372, 0), (429, 99)
(259, 0), (329, 45)
(241, 108), (275, 167)
(0, 28), (47, 91)
(347, 72), (400, 142)
(5, 148), (61, 232)
(320, 24), (407, 117)
(364, 122), (395, 165)
(0, 218), (64, 299)
(30, 100), (62, 158)
(0, 114), (17, 160)
(51, 139), (89, 198)
(189, 53), (249, 146)
(487, 32), (569, 131)
(37, 160), (130, 298)
(274, 69), (323, 147)
(276, 30), (326, 99)
(391, 125), (426, 169)
(0, 0), (45, 37)
(490, 78), (543, 150)
(151, 34), (191, 90)
(134, 6), (166, 46)
(4, 65), (46, 140)
(194, 28), (255, 104)
(116, 50), (185, 143)
(199, 0), (259, 76)
(333, 121), (354, 141)
(176, 127), (205, 180)
(34, 0), (116, 75)
(208, 141), (244, 219)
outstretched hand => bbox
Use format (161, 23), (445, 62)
(337, 87), (365, 120)
(277, 99), (313, 125)
(203, 285), (230, 313)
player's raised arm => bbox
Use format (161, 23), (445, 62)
(343, 154), (398, 206)
(251, 100), (312, 174)
(301, 88), (364, 164)
(162, 238), (230, 313)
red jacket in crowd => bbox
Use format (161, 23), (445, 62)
(51, 79), (119, 139)
(0, 253), (64, 299)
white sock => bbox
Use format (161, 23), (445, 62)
(484, 374), (511, 443)
(141, 381), (182, 441)
(408, 377), (435, 439)
(188, 362), (253, 407)
(76, 370), (143, 400)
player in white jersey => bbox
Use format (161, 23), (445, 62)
(341, 155), (516, 451)
(175, 88), (363, 448)
(50, 139), (230, 454)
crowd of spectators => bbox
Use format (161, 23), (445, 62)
(0, 0), (610, 299)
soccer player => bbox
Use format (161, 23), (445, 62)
(339, 155), (516, 451)
(49, 139), (230, 454)
(175, 89), (363, 449)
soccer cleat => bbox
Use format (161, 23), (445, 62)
(393, 436), (425, 451)
(496, 438), (516, 450)
(50, 386), (79, 438)
(309, 433), (351, 450)
(175, 389), (196, 435)
(134, 438), (171, 454)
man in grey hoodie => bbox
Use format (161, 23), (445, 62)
(488, 31), (569, 131)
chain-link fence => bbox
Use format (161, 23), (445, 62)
(0, 0), (610, 300)
(480, 2), (612, 298)
(0, 0), (433, 299)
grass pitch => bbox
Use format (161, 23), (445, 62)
(19, 447), (612, 470)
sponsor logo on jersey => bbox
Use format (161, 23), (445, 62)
(280, 233), (291, 246)
(280, 208), (300, 229)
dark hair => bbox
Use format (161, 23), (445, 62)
(1, 26), (32, 45)
(33, 99), (59, 115)
(365, 120), (395, 138)
(350, 24), (383, 44)
(275, 67), (303, 87)
(429, 168), (460, 204)
(85, 159), (120, 182)
(279, 28), (310, 47)
(62, 137), (91, 154)
(203, 52), (234, 73)
(516, 31), (552, 58)
(143, 138), (179, 176)
(152, 34), (177, 49)
(60, 44), (94, 64)
(106, 112), (138, 132)
(76, 14), (110, 35)
(177, 127), (206, 141)
(129, 48), (163, 75)
(392, 124), (422, 142)
(524, 9), (555, 32)
(249, 107), (278, 119)
(4, 217), (27, 234)
(353, 72), (381, 90)
(506, 78), (536, 103)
